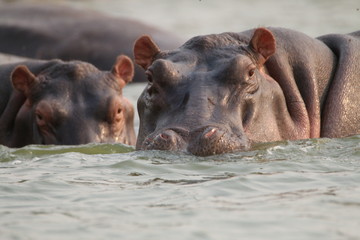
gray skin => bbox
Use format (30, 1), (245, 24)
(0, 4), (183, 82)
(133, 27), (360, 156)
(0, 55), (136, 148)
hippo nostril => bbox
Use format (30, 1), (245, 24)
(159, 132), (170, 140)
(187, 126), (250, 156)
(142, 129), (187, 151)
(156, 130), (175, 142)
(203, 127), (218, 138)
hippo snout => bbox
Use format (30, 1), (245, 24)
(142, 128), (187, 151)
(188, 126), (250, 156)
(141, 126), (250, 156)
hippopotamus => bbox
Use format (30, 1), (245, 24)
(0, 55), (136, 148)
(133, 27), (360, 156)
(0, 4), (183, 82)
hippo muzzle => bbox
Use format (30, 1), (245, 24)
(141, 125), (250, 156)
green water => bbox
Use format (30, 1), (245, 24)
(1, 0), (360, 239)
(1, 137), (360, 239)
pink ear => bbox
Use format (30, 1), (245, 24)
(133, 35), (161, 69)
(11, 65), (37, 97)
(250, 28), (276, 64)
(112, 55), (134, 86)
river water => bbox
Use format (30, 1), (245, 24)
(1, 0), (360, 239)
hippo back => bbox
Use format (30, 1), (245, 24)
(0, 4), (184, 82)
(317, 30), (360, 137)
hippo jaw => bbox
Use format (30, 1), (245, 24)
(139, 125), (250, 156)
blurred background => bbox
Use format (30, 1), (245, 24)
(0, 0), (359, 39)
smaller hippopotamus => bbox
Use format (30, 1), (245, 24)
(133, 27), (360, 156)
(0, 55), (136, 148)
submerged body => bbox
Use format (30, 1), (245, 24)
(0, 4), (183, 82)
(133, 27), (360, 156)
(0, 56), (136, 147)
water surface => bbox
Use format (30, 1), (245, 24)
(1, 137), (360, 239)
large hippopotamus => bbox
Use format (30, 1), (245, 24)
(133, 27), (360, 156)
(0, 56), (136, 147)
(0, 4), (183, 82)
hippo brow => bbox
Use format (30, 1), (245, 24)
(42, 62), (99, 81)
(239, 45), (260, 64)
(182, 32), (250, 51)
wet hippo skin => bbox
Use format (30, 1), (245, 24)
(0, 4), (183, 82)
(133, 27), (360, 156)
(0, 56), (136, 147)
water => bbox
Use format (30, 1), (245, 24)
(1, 138), (360, 239)
(1, 0), (360, 239)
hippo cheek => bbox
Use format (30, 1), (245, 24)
(187, 127), (250, 156)
(115, 97), (136, 145)
(9, 100), (37, 147)
(102, 96), (136, 145)
(34, 101), (58, 144)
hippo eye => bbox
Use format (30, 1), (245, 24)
(35, 112), (47, 128)
(36, 113), (43, 121)
(145, 70), (153, 83)
(248, 68), (255, 78)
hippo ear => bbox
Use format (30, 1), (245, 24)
(11, 65), (38, 97)
(134, 35), (161, 69)
(112, 55), (134, 86)
(249, 28), (276, 64)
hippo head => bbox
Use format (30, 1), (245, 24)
(9, 55), (136, 147)
(133, 28), (298, 156)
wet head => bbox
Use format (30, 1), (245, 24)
(134, 28), (289, 156)
(7, 55), (136, 147)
